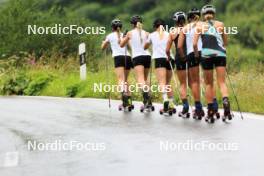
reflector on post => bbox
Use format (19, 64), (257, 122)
(79, 43), (86, 80)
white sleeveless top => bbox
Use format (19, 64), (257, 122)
(148, 31), (173, 59)
(186, 25), (202, 55)
(129, 29), (150, 58)
(105, 32), (130, 57)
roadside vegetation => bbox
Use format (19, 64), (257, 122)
(0, 0), (264, 114)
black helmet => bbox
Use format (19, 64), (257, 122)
(130, 15), (143, 25)
(111, 19), (122, 29)
(173, 11), (186, 24)
(201, 5), (216, 15)
(187, 8), (201, 21)
(153, 18), (165, 29)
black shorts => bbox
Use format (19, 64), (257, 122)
(154, 58), (175, 70)
(201, 56), (227, 70)
(114, 55), (133, 70)
(175, 57), (187, 70)
(132, 55), (151, 68)
(187, 52), (200, 68)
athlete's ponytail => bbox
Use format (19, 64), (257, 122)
(116, 26), (121, 43)
(204, 13), (214, 21)
(136, 21), (143, 44)
(193, 14), (200, 22)
(153, 18), (165, 40)
(158, 25), (165, 40)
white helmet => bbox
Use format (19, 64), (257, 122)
(172, 11), (186, 23)
(201, 5), (216, 15)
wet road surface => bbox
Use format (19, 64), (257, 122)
(0, 96), (264, 176)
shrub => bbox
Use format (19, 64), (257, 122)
(66, 83), (80, 97)
(24, 75), (52, 95)
(1, 73), (30, 95)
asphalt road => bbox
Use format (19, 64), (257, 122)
(0, 96), (263, 176)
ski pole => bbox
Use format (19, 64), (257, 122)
(226, 68), (243, 120)
(200, 65), (206, 105)
(105, 48), (111, 108)
(186, 62), (193, 112)
(123, 30), (128, 97)
(169, 60), (181, 104)
(149, 59), (153, 99)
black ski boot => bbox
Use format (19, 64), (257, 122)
(163, 101), (169, 112)
(179, 99), (190, 118)
(213, 98), (220, 119)
(140, 92), (154, 112)
(205, 104), (215, 123)
(193, 101), (204, 120)
(118, 94), (134, 111)
(193, 108), (205, 120)
(222, 97), (233, 122)
(127, 96), (134, 109)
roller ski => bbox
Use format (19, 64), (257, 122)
(140, 92), (155, 113)
(205, 108), (215, 123)
(178, 106), (190, 118)
(159, 101), (176, 116)
(193, 109), (205, 120)
(222, 98), (233, 122)
(118, 95), (134, 112)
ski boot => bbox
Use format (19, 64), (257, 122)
(118, 95), (134, 112)
(140, 92), (155, 113)
(178, 105), (190, 118)
(169, 100), (177, 114)
(159, 100), (176, 116)
(222, 98), (233, 122)
(213, 98), (220, 119)
(193, 108), (205, 120)
(205, 108), (215, 123)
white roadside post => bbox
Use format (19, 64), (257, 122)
(79, 43), (86, 80)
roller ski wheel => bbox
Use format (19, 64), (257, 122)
(215, 112), (220, 119)
(205, 109), (215, 123)
(205, 116), (215, 123)
(193, 109), (205, 120)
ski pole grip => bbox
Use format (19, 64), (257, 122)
(123, 30), (128, 37)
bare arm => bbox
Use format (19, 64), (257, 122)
(101, 40), (109, 50)
(166, 33), (174, 59)
(144, 33), (151, 50)
(144, 42), (151, 50)
(120, 31), (131, 48)
(221, 23), (228, 47)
